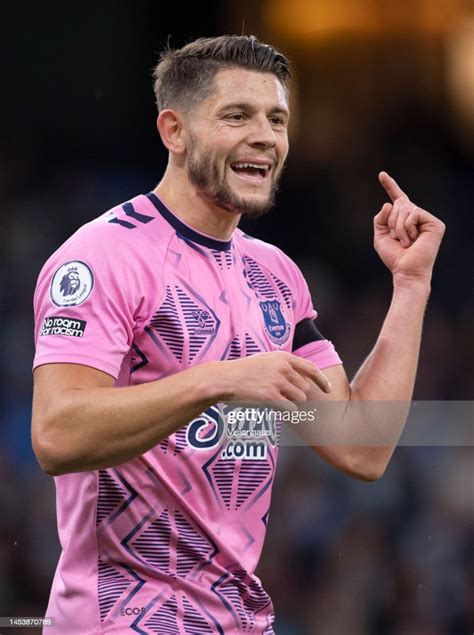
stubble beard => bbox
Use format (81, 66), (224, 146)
(186, 136), (282, 219)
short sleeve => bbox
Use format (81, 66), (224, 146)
(281, 255), (343, 370)
(33, 225), (145, 379)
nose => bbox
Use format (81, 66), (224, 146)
(247, 114), (277, 149)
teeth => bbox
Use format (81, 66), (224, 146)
(233, 162), (270, 171)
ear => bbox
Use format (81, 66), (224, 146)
(156, 109), (187, 155)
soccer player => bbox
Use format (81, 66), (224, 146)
(32, 35), (445, 634)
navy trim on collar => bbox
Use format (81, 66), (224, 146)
(145, 192), (233, 252)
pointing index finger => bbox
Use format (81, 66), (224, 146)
(379, 171), (409, 203)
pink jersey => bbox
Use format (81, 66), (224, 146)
(33, 193), (341, 634)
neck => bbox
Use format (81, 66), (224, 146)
(154, 165), (240, 241)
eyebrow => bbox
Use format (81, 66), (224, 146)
(216, 102), (289, 117)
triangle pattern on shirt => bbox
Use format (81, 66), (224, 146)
(145, 595), (179, 634)
(182, 596), (213, 633)
(243, 256), (275, 299)
(175, 287), (217, 362)
(209, 457), (236, 509)
(97, 558), (132, 622)
(150, 286), (184, 362)
(271, 273), (294, 310)
(132, 509), (172, 573)
(175, 510), (217, 578)
(228, 334), (242, 360)
(96, 470), (129, 526)
(245, 333), (261, 356)
(236, 460), (273, 510)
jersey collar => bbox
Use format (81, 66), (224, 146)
(146, 192), (233, 252)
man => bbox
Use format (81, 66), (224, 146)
(32, 35), (445, 634)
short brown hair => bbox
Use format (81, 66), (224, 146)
(152, 35), (291, 113)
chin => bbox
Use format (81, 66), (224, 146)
(234, 194), (275, 218)
(204, 178), (277, 218)
(228, 180), (272, 206)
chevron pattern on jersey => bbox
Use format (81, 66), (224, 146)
(216, 569), (272, 633)
(144, 595), (179, 634)
(246, 577), (273, 620)
(236, 460), (273, 509)
(245, 333), (261, 355)
(131, 509), (171, 573)
(223, 332), (265, 361)
(176, 287), (217, 362)
(243, 256), (294, 314)
(173, 427), (188, 455)
(175, 510), (217, 578)
(243, 256), (275, 299)
(228, 334), (242, 359)
(203, 447), (273, 512)
(271, 273), (293, 310)
(182, 597), (213, 633)
(211, 249), (233, 270)
(96, 469), (138, 528)
(209, 457), (236, 509)
(130, 343), (149, 373)
(96, 470), (128, 526)
(97, 558), (131, 622)
(149, 286), (184, 362)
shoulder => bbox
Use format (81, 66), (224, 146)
(235, 228), (306, 284)
(38, 194), (172, 278)
(35, 194), (172, 308)
(67, 193), (173, 256)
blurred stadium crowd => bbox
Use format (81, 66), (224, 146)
(0, 1), (472, 633)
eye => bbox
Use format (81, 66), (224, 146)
(269, 115), (286, 127)
(225, 113), (246, 122)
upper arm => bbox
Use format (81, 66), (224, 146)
(33, 362), (114, 411)
(309, 363), (350, 402)
(281, 257), (354, 473)
(298, 363), (361, 477)
(304, 365), (379, 481)
(31, 363), (115, 465)
(32, 223), (159, 381)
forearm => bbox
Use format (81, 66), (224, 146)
(350, 276), (430, 401)
(33, 350), (326, 475)
(310, 171), (444, 480)
(307, 277), (431, 480)
(343, 277), (431, 477)
(34, 362), (227, 475)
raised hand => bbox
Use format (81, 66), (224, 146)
(374, 171), (445, 284)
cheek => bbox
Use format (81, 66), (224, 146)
(214, 125), (246, 150)
(278, 135), (289, 159)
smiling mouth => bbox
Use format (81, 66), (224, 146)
(230, 162), (271, 181)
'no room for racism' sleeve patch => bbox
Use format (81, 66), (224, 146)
(40, 316), (87, 337)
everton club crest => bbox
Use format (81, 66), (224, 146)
(260, 300), (291, 346)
